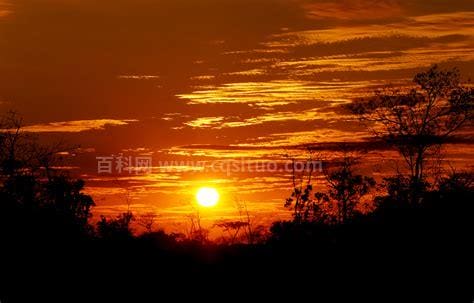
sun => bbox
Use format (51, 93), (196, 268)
(196, 187), (220, 207)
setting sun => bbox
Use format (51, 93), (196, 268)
(196, 187), (220, 207)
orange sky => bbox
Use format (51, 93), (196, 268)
(1, 0), (473, 234)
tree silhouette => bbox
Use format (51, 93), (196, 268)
(185, 206), (209, 243)
(42, 176), (95, 228)
(284, 152), (325, 223)
(0, 111), (31, 176)
(234, 199), (263, 244)
(137, 212), (159, 234)
(285, 152), (375, 224)
(349, 65), (473, 202)
(0, 111), (96, 237)
(319, 155), (376, 224)
(216, 221), (249, 244)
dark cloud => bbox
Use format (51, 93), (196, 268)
(0, 0), (306, 121)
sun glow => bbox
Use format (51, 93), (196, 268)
(196, 187), (220, 207)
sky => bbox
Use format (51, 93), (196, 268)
(1, 0), (473, 234)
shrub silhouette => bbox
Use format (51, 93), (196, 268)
(97, 212), (134, 240)
(286, 153), (375, 224)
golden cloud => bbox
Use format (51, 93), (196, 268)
(117, 75), (160, 80)
(20, 119), (138, 133)
(303, 0), (403, 20)
(267, 12), (474, 47)
(237, 129), (368, 147)
(177, 80), (378, 108)
(0, 0), (11, 17)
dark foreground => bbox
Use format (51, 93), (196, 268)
(2, 184), (473, 302)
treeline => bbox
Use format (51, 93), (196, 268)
(1, 66), (473, 301)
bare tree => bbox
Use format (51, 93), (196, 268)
(137, 212), (159, 234)
(33, 140), (77, 180)
(0, 111), (31, 176)
(349, 65), (473, 194)
(284, 150), (322, 223)
(186, 205), (209, 243)
(235, 199), (258, 244)
(0, 111), (76, 179)
(215, 220), (248, 244)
